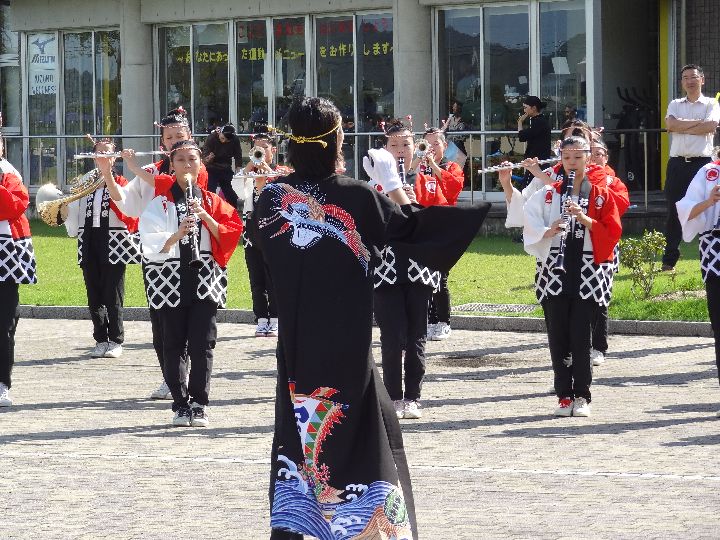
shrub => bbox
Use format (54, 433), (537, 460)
(620, 230), (667, 300)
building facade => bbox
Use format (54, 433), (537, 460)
(1, 0), (717, 199)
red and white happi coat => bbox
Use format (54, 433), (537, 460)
(0, 166), (37, 284)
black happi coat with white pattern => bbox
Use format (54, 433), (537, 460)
(255, 172), (489, 539)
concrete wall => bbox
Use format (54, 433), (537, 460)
(11, 0), (124, 31)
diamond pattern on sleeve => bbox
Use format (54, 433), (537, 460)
(373, 246), (397, 288)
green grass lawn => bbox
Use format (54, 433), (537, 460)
(20, 220), (709, 321)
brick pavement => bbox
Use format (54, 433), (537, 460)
(2, 318), (720, 539)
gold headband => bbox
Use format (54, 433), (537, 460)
(267, 121), (342, 149)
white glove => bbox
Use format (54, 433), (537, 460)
(362, 148), (402, 194)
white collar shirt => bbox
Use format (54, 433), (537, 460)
(666, 94), (720, 157)
(92, 188), (103, 228)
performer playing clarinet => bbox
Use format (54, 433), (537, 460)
(64, 137), (141, 359)
(255, 96), (489, 539)
(137, 140), (242, 427)
(103, 107), (204, 399)
(0, 135), (37, 407)
(677, 157), (720, 417)
(507, 136), (622, 417)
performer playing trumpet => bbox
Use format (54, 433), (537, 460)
(506, 136), (621, 417)
(138, 139), (242, 427)
(240, 132), (291, 337)
(64, 137), (141, 359)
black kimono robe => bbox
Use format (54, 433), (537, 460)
(255, 173), (489, 539)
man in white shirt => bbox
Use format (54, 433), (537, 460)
(663, 64), (720, 270)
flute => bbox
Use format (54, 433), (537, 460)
(477, 157), (559, 174)
(232, 171), (285, 180)
(74, 151), (167, 160)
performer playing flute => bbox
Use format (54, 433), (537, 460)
(677, 157), (720, 417)
(240, 132), (291, 337)
(255, 96), (489, 539)
(64, 137), (141, 358)
(103, 107), (206, 399)
(0, 136), (37, 407)
(138, 140), (242, 427)
(508, 136), (622, 417)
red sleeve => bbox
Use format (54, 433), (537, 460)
(437, 162), (465, 206)
(0, 173), (30, 221)
(197, 165), (209, 190)
(107, 175), (140, 233)
(203, 191), (243, 267)
(154, 174), (176, 197)
(414, 172), (448, 207)
(588, 184), (622, 264)
(604, 165), (617, 177)
(608, 177), (630, 216)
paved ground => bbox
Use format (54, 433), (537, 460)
(2, 318), (720, 539)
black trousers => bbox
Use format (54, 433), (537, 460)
(81, 232), (126, 344)
(428, 271), (450, 325)
(705, 275), (720, 386)
(663, 156), (711, 266)
(158, 300), (217, 410)
(374, 283), (432, 401)
(592, 304), (609, 353)
(0, 281), (19, 388)
(542, 295), (598, 402)
(208, 167), (239, 208)
(245, 244), (277, 321)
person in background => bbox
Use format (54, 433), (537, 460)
(202, 123), (244, 208)
(517, 95), (552, 189)
(64, 138), (141, 359)
(0, 134), (37, 407)
(662, 64), (720, 271)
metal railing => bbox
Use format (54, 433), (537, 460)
(3, 128), (673, 211)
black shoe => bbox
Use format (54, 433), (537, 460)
(661, 264), (675, 272)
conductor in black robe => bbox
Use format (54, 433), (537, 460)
(255, 96), (490, 539)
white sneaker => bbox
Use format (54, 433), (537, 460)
(90, 341), (108, 357)
(554, 397), (574, 417)
(255, 318), (269, 337)
(426, 323), (438, 340)
(716, 409), (720, 418)
(591, 348), (605, 366)
(190, 402), (209, 427)
(403, 400), (423, 419)
(393, 400), (405, 419)
(0, 383), (12, 407)
(172, 406), (192, 427)
(266, 318), (279, 337)
(432, 322), (451, 341)
(150, 380), (172, 400)
(573, 397), (591, 417)
(104, 341), (123, 358)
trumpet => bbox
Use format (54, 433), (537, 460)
(477, 157), (559, 175)
(182, 173), (203, 270)
(250, 146), (266, 165)
(74, 150), (167, 160)
(415, 139), (430, 159)
(553, 170), (576, 274)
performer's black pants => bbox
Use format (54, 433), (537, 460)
(0, 281), (19, 388)
(208, 167), (239, 208)
(81, 232), (126, 344)
(663, 156), (711, 267)
(592, 304), (609, 354)
(374, 283), (432, 401)
(245, 244), (277, 322)
(705, 275), (720, 386)
(158, 300), (217, 410)
(542, 295), (598, 402)
(428, 271), (450, 325)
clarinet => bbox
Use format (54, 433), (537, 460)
(183, 173), (203, 269)
(553, 170), (576, 274)
(398, 157), (406, 184)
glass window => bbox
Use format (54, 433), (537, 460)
(316, 16), (355, 174)
(236, 20), (268, 134)
(273, 17), (306, 129)
(95, 30), (121, 135)
(540, 0), (586, 129)
(0, 5), (21, 171)
(63, 32), (93, 180)
(158, 26), (191, 121)
(193, 23), (229, 133)
(483, 5), (529, 131)
(27, 32), (58, 185)
(438, 9), (481, 131)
